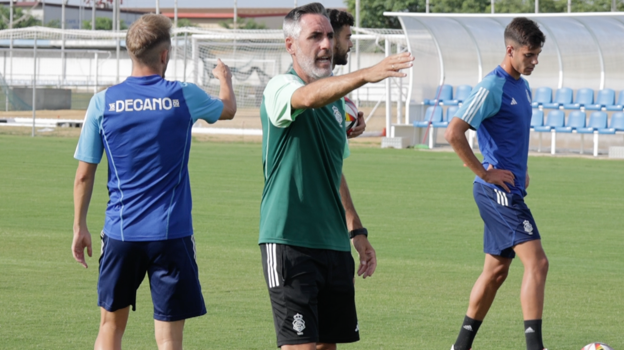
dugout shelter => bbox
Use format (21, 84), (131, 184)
(384, 12), (624, 124)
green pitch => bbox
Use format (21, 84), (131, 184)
(0, 134), (622, 349)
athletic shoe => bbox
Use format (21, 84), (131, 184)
(450, 346), (471, 350)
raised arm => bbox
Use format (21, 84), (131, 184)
(340, 174), (376, 278)
(213, 59), (237, 120)
(72, 161), (97, 268)
(291, 52), (414, 110)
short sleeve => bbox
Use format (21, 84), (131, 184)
(74, 91), (105, 164)
(181, 83), (224, 124)
(263, 74), (306, 128)
(453, 76), (503, 130)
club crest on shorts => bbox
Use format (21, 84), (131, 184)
(523, 220), (534, 235)
(332, 106), (343, 125)
(292, 313), (306, 335)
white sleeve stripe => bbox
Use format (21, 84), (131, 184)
(458, 87), (484, 122)
(463, 87), (489, 125)
(463, 88), (488, 124)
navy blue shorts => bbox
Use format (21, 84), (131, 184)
(98, 233), (206, 321)
(473, 183), (541, 259)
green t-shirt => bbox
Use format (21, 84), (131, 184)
(259, 69), (351, 252)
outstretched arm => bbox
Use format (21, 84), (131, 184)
(72, 161), (97, 268)
(291, 52), (414, 110)
(213, 59), (237, 120)
(445, 118), (515, 192)
(340, 174), (376, 278)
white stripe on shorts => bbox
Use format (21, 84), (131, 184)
(266, 244), (280, 288)
(495, 189), (508, 206)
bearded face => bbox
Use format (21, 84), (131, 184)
(333, 26), (353, 66)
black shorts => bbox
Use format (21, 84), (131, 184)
(260, 243), (359, 347)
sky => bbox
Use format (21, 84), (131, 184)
(56, 0), (347, 9)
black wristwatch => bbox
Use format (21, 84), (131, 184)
(349, 227), (368, 239)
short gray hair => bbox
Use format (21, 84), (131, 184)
(283, 2), (327, 39)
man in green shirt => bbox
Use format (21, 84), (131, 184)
(259, 3), (413, 349)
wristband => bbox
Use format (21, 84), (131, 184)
(349, 227), (368, 239)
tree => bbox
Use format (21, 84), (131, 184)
(0, 5), (41, 29)
(45, 19), (61, 28)
(345, 0), (426, 29)
(176, 18), (197, 27)
(82, 17), (127, 30)
(219, 18), (268, 30)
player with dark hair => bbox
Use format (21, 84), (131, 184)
(326, 8), (366, 139)
(445, 17), (548, 350)
(72, 14), (236, 350)
(327, 9), (354, 67)
(260, 3), (413, 349)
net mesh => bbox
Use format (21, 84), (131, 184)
(189, 28), (409, 108)
(0, 27), (408, 111)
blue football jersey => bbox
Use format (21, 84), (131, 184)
(454, 66), (533, 196)
(74, 75), (224, 241)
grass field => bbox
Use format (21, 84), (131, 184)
(0, 134), (623, 349)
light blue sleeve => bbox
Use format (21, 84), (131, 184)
(263, 74), (306, 128)
(181, 83), (224, 124)
(74, 91), (106, 164)
(453, 76), (504, 130)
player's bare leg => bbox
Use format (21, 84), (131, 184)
(95, 306), (130, 350)
(282, 343), (316, 350)
(154, 319), (185, 350)
(513, 239), (548, 319)
(317, 343), (337, 350)
(514, 239), (548, 350)
(466, 254), (513, 320)
(453, 255), (513, 350)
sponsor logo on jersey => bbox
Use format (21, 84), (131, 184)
(108, 98), (180, 113)
(332, 105), (343, 125)
(511, 97), (518, 105)
(523, 220), (534, 235)
(293, 313), (306, 335)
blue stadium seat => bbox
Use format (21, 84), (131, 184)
(576, 112), (609, 156)
(530, 109), (544, 129)
(424, 84), (453, 106)
(598, 112), (624, 134)
(577, 112), (608, 134)
(414, 106), (443, 127)
(534, 110), (565, 132)
(555, 111), (586, 133)
(443, 85), (472, 106)
(543, 87), (573, 109)
(531, 87), (552, 108)
(534, 110), (565, 154)
(586, 89), (615, 111)
(564, 88), (594, 110)
(433, 106), (458, 128)
(606, 90), (624, 112)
